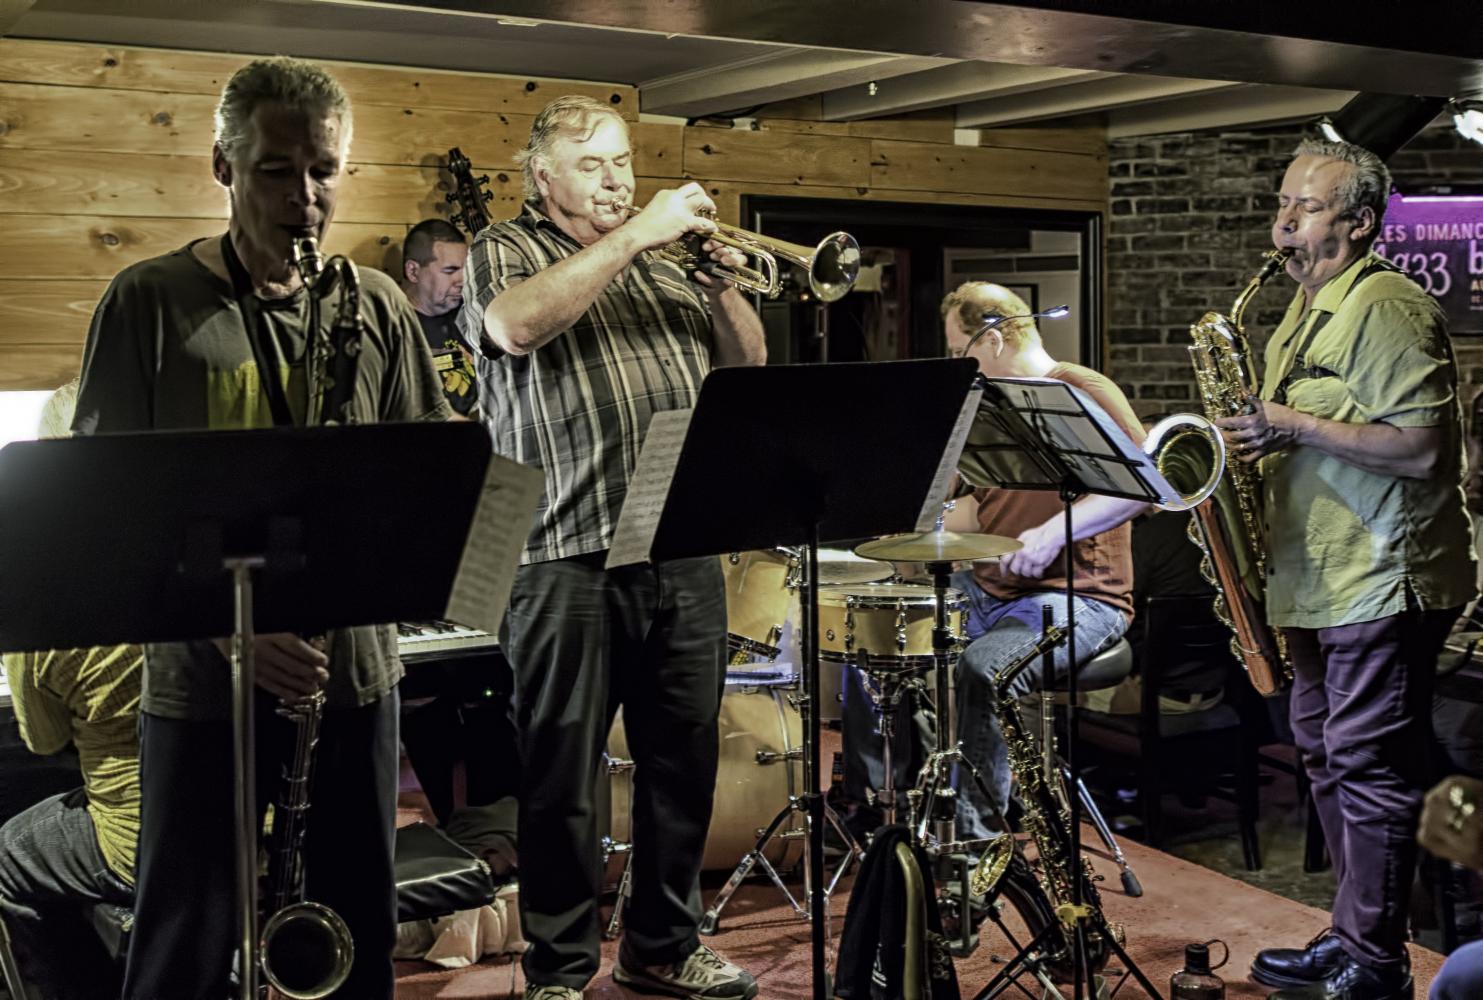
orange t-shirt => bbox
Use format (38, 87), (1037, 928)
(970, 363), (1145, 620)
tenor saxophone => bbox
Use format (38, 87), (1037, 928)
(971, 629), (1115, 980)
(249, 239), (366, 998)
(1185, 249), (1294, 696)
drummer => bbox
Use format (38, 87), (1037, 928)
(938, 282), (1150, 839)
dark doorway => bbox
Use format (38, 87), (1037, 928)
(741, 196), (1104, 369)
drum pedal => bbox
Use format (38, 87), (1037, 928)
(755, 746), (803, 764)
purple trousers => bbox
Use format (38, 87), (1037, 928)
(1286, 605), (1460, 972)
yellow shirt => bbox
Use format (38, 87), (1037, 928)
(2, 646), (142, 884)
(1259, 252), (1477, 628)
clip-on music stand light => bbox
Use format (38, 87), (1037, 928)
(0, 421), (504, 999)
(612, 357), (980, 1000)
(959, 377), (1172, 1000)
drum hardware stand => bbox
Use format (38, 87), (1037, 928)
(855, 650), (930, 827)
(700, 646), (866, 935)
(601, 752), (637, 940)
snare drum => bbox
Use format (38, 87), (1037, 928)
(721, 548), (799, 661)
(606, 673), (803, 872)
(818, 583), (966, 671)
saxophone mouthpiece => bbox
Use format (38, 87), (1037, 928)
(1260, 249), (1294, 280)
(291, 236), (327, 285)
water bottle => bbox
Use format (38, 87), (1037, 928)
(1169, 941), (1225, 999)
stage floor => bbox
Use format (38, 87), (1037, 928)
(391, 826), (1444, 999)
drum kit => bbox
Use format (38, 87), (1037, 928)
(600, 520), (1035, 938)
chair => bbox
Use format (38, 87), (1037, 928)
(87, 820), (500, 966)
(1077, 594), (1264, 870)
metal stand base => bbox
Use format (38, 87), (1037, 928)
(699, 796), (864, 936)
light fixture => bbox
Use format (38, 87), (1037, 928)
(1316, 115), (1344, 143)
(1451, 99), (1483, 146)
(963, 305), (1070, 354)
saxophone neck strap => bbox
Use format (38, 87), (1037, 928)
(221, 233), (299, 429)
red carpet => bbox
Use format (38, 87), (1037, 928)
(390, 826), (1444, 998)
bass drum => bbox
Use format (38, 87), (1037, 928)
(606, 674), (804, 874)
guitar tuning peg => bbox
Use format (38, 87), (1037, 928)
(478, 174), (490, 184)
(481, 191), (493, 203)
(444, 193), (459, 206)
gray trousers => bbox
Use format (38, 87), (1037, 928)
(500, 553), (726, 989)
(0, 788), (132, 1000)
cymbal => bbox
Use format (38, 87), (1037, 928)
(816, 547), (893, 585)
(855, 530), (1022, 563)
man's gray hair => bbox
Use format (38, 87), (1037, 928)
(214, 56), (353, 162)
(1293, 137), (1391, 235)
(516, 94), (628, 202)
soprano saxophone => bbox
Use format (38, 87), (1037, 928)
(1185, 249), (1294, 696)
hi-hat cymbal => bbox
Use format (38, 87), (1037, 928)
(816, 547), (893, 585)
(855, 530), (1022, 563)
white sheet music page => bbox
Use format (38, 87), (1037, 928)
(444, 452), (545, 634)
(605, 408), (694, 569)
(915, 384), (983, 531)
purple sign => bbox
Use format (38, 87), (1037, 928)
(1373, 193), (1483, 334)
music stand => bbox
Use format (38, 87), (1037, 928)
(959, 377), (1171, 1000)
(0, 421), (540, 999)
(607, 358), (981, 1000)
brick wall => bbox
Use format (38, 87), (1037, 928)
(1106, 123), (1483, 418)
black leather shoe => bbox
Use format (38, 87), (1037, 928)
(1266, 958), (1412, 1000)
(1251, 929), (1346, 988)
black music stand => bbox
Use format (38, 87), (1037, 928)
(607, 358), (981, 1000)
(960, 377), (1170, 1000)
(0, 421), (535, 999)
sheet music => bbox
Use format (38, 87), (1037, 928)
(444, 452), (545, 634)
(915, 385), (983, 531)
(605, 409), (694, 568)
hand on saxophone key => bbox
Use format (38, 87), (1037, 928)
(1215, 399), (1305, 462)
(214, 633), (329, 702)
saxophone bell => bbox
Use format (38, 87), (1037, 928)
(1142, 413), (1228, 512)
(259, 690), (355, 999)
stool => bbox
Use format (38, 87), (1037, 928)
(87, 821), (500, 966)
(1070, 639), (1134, 693)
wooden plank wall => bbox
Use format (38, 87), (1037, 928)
(0, 39), (1108, 390)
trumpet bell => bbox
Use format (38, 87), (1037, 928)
(806, 232), (862, 303)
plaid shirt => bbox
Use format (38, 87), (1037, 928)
(463, 201), (716, 564)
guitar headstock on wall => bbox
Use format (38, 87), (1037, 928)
(444, 147), (494, 238)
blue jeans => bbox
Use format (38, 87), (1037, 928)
(1432, 939), (1483, 999)
(0, 788), (132, 1000)
(952, 570), (1128, 839)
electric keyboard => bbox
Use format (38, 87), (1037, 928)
(396, 621), (499, 664)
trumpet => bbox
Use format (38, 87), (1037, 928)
(612, 199), (861, 302)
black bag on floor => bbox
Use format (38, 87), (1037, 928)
(835, 824), (960, 1000)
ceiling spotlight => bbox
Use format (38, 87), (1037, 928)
(1316, 115), (1345, 143)
(867, 81), (878, 97)
(1451, 99), (1483, 146)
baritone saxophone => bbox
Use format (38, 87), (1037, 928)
(1185, 248), (1294, 696)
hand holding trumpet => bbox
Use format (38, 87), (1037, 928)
(618, 182), (717, 252)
